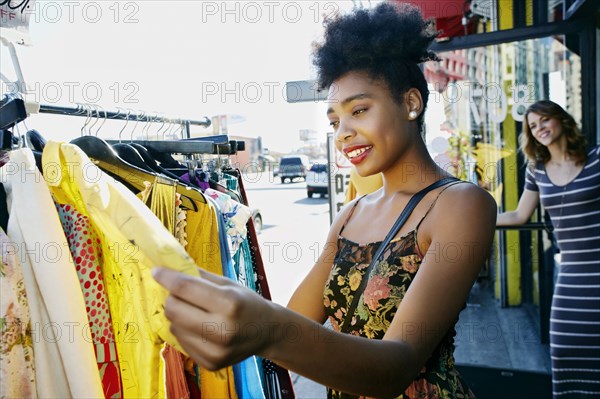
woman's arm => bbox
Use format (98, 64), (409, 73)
(153, 184), (497, 398)
(154, 268), (416, 396)
(496, 189), (540, 226)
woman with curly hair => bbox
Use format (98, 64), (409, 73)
(153, 3), (497, 398)
(498, 100), (600, 398)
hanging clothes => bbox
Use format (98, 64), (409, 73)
(183, 196), (239, 399)
(42, 141), (199, 398)
(0, 228), (36, 398)
(54, 204), (123, 398)
(1, 147), (104, 398)
(184, 198), (222, 275)
(161, 343), (190, 399)
(232, 239), (257, 292)
(138, 178), (190, 399)
(174, 195), (188, 248)
(204, 188), (252, 254)
(207, 194), (265, 399)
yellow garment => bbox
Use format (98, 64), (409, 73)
(43, 141), (199, 399)
(149, 177), (178, 233)
(344, 167), (383, 204)
(186, 203), (239, 399)
(185, 202), (222, 274)
(145, 180), (193, 398)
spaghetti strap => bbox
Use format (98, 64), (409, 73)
(415, 181), (464, 233)
(339, 194), (368, 236)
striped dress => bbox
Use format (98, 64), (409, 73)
(525, 145), (600, 398)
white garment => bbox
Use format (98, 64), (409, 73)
(0, 148), (103, 398)
(0, 229), (37, 398)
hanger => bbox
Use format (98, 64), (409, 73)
(1, 130), (13, 151)
(25, 129), (46, 152)
(0, 95), (45, 172)
(127, 112), (167, 173)
(146, 119), (188, 170)
(185, 154), (200, 186)
(129, 141), (193, 182)
(70, 109), (204, 210)
(94, 105), (108, 137)
(72, 135), (204, 210)
(119, 113), (203, 186)
(111, 109), (154, 172)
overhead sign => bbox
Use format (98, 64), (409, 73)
(211, 114), (228, 135)
(285, 80), (328, 103)
(299, 129), (318, 141)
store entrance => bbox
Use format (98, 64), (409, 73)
(422, 31), (588, 398)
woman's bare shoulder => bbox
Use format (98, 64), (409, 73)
(434, 182), (497, 225)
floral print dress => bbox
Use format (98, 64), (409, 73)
(323, 194), (475, 399)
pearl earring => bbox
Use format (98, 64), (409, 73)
(408, 110), (418, 120)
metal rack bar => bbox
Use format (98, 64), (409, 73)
(38, 104), (211, 128)
(105, 139), (215, 155)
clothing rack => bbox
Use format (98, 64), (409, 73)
(104, 139), (241, 155)
(38, 103), (211, 138)
(0, 96), (26, 150)
(0, 96), (245, 155)
(0, 96), (27, 131)
(36, 103), (245, 155)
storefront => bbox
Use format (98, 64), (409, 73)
(405, 0), (598, 396)
(324, 2), (598, 327)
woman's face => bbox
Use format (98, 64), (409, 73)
(526, 112), (563, 147)
(326, 71), (415, 177)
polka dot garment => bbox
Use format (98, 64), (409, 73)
(55, 203), (122, 398)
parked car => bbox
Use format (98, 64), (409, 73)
(306, 162), (329, 198)
(251, 208), (263, 234)
(279, 155), (309, 183)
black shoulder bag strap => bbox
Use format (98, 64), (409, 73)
(341, 176), (460, 333)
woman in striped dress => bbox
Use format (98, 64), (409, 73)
(497, 100), (600, 398)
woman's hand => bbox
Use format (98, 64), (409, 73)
(152, 267), (280, 370)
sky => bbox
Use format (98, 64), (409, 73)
(2, 0), (381, 153)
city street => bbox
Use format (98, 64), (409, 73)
(243, 171), (332, 306)
(243, 171), (331, 398)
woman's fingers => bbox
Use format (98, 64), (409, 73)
(153, 267), (231, 312)
(171, 326), (244, 370)
(153, 266), (274, 368)
(198, 268), (236, 286)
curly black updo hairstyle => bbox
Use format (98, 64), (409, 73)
(313, 2), (439, 133)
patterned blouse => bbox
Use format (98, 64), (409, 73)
(323, 193), (475, 399)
